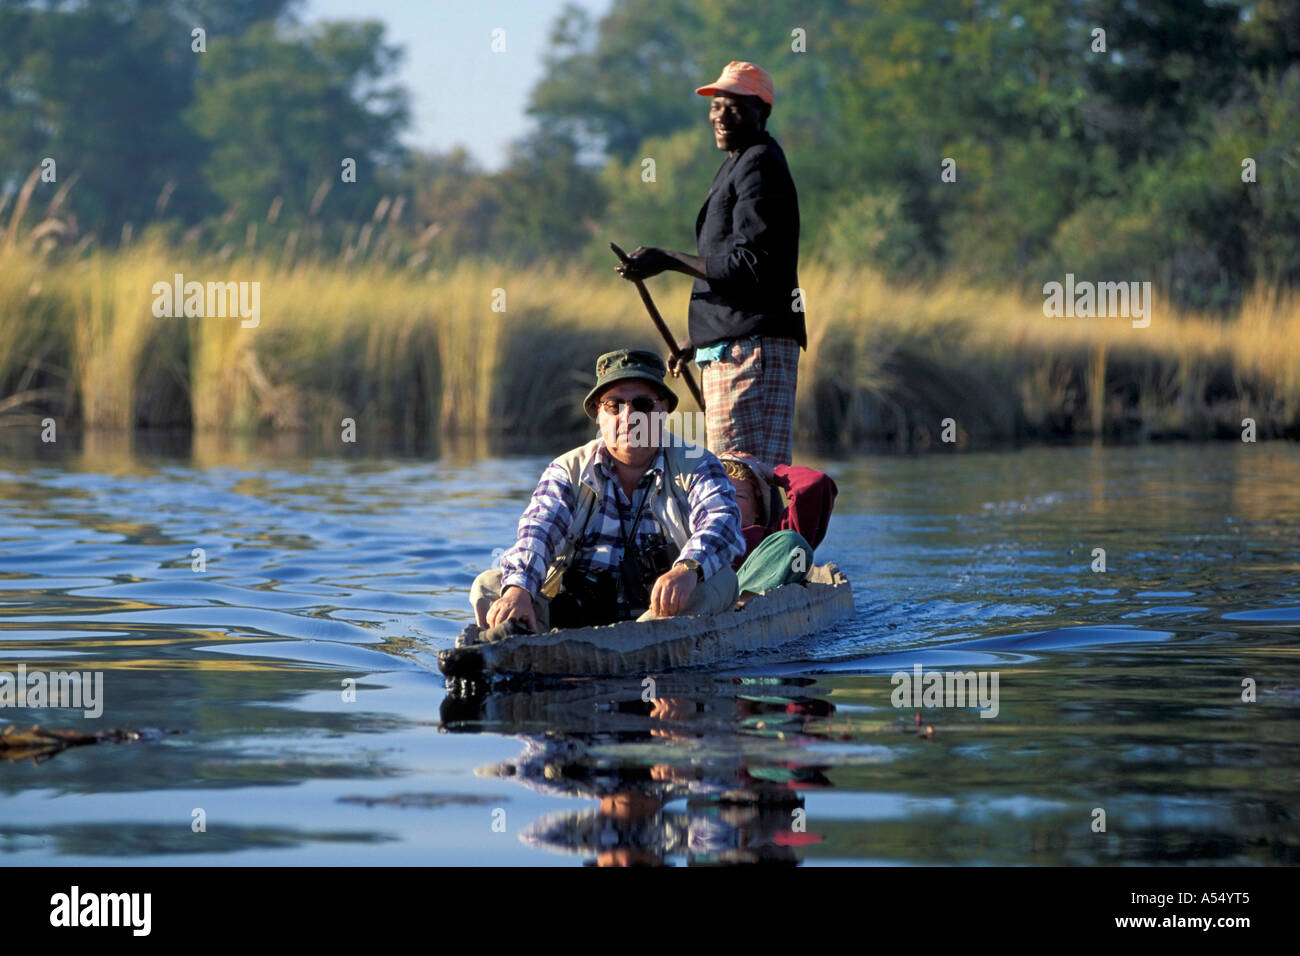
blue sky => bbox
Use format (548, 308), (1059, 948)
(302, 0), (613, 172)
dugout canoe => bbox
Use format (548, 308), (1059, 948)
(438, 562), (852, 680)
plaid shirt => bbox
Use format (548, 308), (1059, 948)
(500, 440), (744, 604)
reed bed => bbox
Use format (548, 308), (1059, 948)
(1, 242), (1296, 449)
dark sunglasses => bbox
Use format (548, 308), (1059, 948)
(599, 395), (660, 414)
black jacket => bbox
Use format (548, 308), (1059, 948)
(688, 130), (804, 349)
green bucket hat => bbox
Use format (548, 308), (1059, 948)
(583, 348), (679, 420)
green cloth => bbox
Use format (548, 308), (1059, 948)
(736, 529), (813, 596)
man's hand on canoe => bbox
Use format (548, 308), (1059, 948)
(486, 585), (538, 632)
(650, 564), (698, 617)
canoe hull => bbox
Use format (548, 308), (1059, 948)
(438, 562), (852, 679)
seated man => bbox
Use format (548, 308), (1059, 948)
(471, 349), (745, 634)
(717, 452), (838, 601)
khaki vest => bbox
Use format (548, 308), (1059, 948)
(539, 439), (704, 598)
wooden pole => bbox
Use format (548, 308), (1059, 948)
(610, 242), (706, 411)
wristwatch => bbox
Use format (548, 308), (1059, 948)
(677, 559), (705, 582)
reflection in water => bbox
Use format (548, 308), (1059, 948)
(0, 725), (155, 765)
(0, 822), (397, 858)
(524, 801), (810, 867)
(0, 431), (1298, 863)
(443, 677), (834, 865)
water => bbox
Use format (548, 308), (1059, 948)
(2, 436), (1297, 865)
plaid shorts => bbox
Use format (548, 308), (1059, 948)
(700, 336), (800, 465)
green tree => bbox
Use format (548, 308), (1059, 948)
(527, 2), (710, 163)
(400, 147), (503, 263)
(0, 0), (296, 238)
(492, 129), (606, 262)
(184, 19), (409, 230)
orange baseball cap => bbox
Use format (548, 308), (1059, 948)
(695, 61), (775, 105)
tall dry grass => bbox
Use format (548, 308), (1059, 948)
(799, 262), (1300, 446)
(1, 242), (1297, 448)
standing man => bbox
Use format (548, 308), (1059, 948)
(615, 60), (804, 465)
